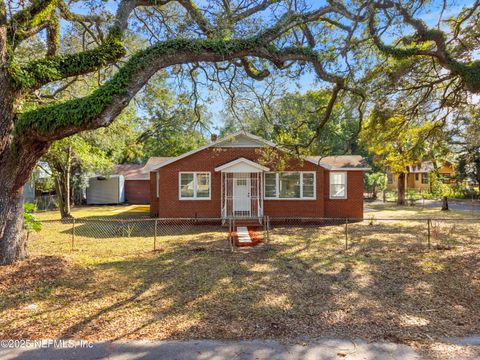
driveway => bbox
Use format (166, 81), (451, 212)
(365, 198), (480, 214)
(0, 339), (422, 360)
(420, 199), (480, 213)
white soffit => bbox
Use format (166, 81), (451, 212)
(215, 157), (270, 173)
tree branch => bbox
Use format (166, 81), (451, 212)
(14, 37), (349, 144)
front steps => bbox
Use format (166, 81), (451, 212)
(232, 225), (264, 247)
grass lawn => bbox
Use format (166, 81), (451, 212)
(1, 205), (480, 359)
(35, 205), (151, 221)
(366, 201), (480, 219)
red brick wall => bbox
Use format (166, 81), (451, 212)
(124, 180), (150, 204)
(149, 146), (365, 219)
(150, 147), (326, 218)
(323, 170), (364, 219)
(150, 172), (159, 216)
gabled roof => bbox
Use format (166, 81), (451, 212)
(214, 157), (270, 172)
(152, 131), (285, 170)
(307, 155), (371, 171)
(115, 157), (171, 180)
(151, 131), (371, 171)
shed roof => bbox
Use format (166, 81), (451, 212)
(115, 157), (171, 180)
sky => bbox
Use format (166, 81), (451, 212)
(68, 0), (474, 131)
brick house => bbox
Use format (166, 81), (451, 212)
(149, 132), (370, 220)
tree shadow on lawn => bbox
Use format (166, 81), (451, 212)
(2, 239), (480, 349)
(59, 221), (224, 239)
(346, 221), (480, 250)
(0, 256), (95, 337)
(44, 244), (480, 342)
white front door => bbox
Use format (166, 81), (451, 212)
(233, 176), (251, 216)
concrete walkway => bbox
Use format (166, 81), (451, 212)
(0, 338), (422, 360)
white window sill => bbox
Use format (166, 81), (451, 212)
(179, 197), (211, 201)
(264, 197), (316, 201)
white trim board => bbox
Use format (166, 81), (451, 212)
(215, 157), (270, 173)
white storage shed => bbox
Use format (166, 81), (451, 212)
(86, 175), (125, 205)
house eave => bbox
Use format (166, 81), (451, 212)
(321, 163), (372, 171)
(214, 157), (270, 172)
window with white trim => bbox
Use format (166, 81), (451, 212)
(179, 172), (211, 199)
(329, 172), (347, 199)
(264, 172), (316, 199)
(421, 173), (429, 184)
(156, 172), (160, 198)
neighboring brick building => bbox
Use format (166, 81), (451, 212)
(149, 131), (370, 220)
(115, 157), (170, 204)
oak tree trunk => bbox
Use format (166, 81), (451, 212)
(55, 170), (72, 219)
(0, 186), (27, 265)
(0, 102), (50, 265)
(397, 172), (406, 206)
(441, 196), (449, 211)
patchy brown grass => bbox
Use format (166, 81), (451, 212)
(35, 205), (150, 221)
(1, 215), (480, 359)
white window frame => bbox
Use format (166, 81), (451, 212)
(264, 171), (316, 200)
(156, 172), (160, 198)
(179, 172), (211, 200)
(329, 171), (347, 199)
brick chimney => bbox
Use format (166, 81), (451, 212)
(210, 133), (218, 142)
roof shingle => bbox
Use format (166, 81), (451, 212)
(307, 155), (371, 170)
(115, 157), (171, 180)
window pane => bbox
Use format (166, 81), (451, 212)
(265, 173), (277, 198)
(236, 179), (247, 186)
(196, 173), (210, 198)
(330, 184), (345, 198)
(303, 173), (315, 198)
(279, 173), (300, 198)
(180, 173), (194, 198)
(331, 173), (345, 184)
(422, 173), (428, 184)
(330, 172), (346, 198)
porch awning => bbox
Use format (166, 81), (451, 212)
(214, 157), (269, 173)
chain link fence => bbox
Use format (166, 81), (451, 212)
(31, 218), (231, 257)
(33, 195), (58, 211)
(30, 216), (480, 257)
(268, 217), (480, 253)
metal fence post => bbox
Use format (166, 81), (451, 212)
(229, 217), (235, 252)
(472, 194), (475, 216)
(71, 218), (76, 251)
(265, 216), (270, 245)
(154, 219), (158, 251)
(427, 218), (431, 250)
(345, 218), (348, 250)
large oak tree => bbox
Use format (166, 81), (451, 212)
(0, 0), (362, 264)
(1, 0), (479, 264)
